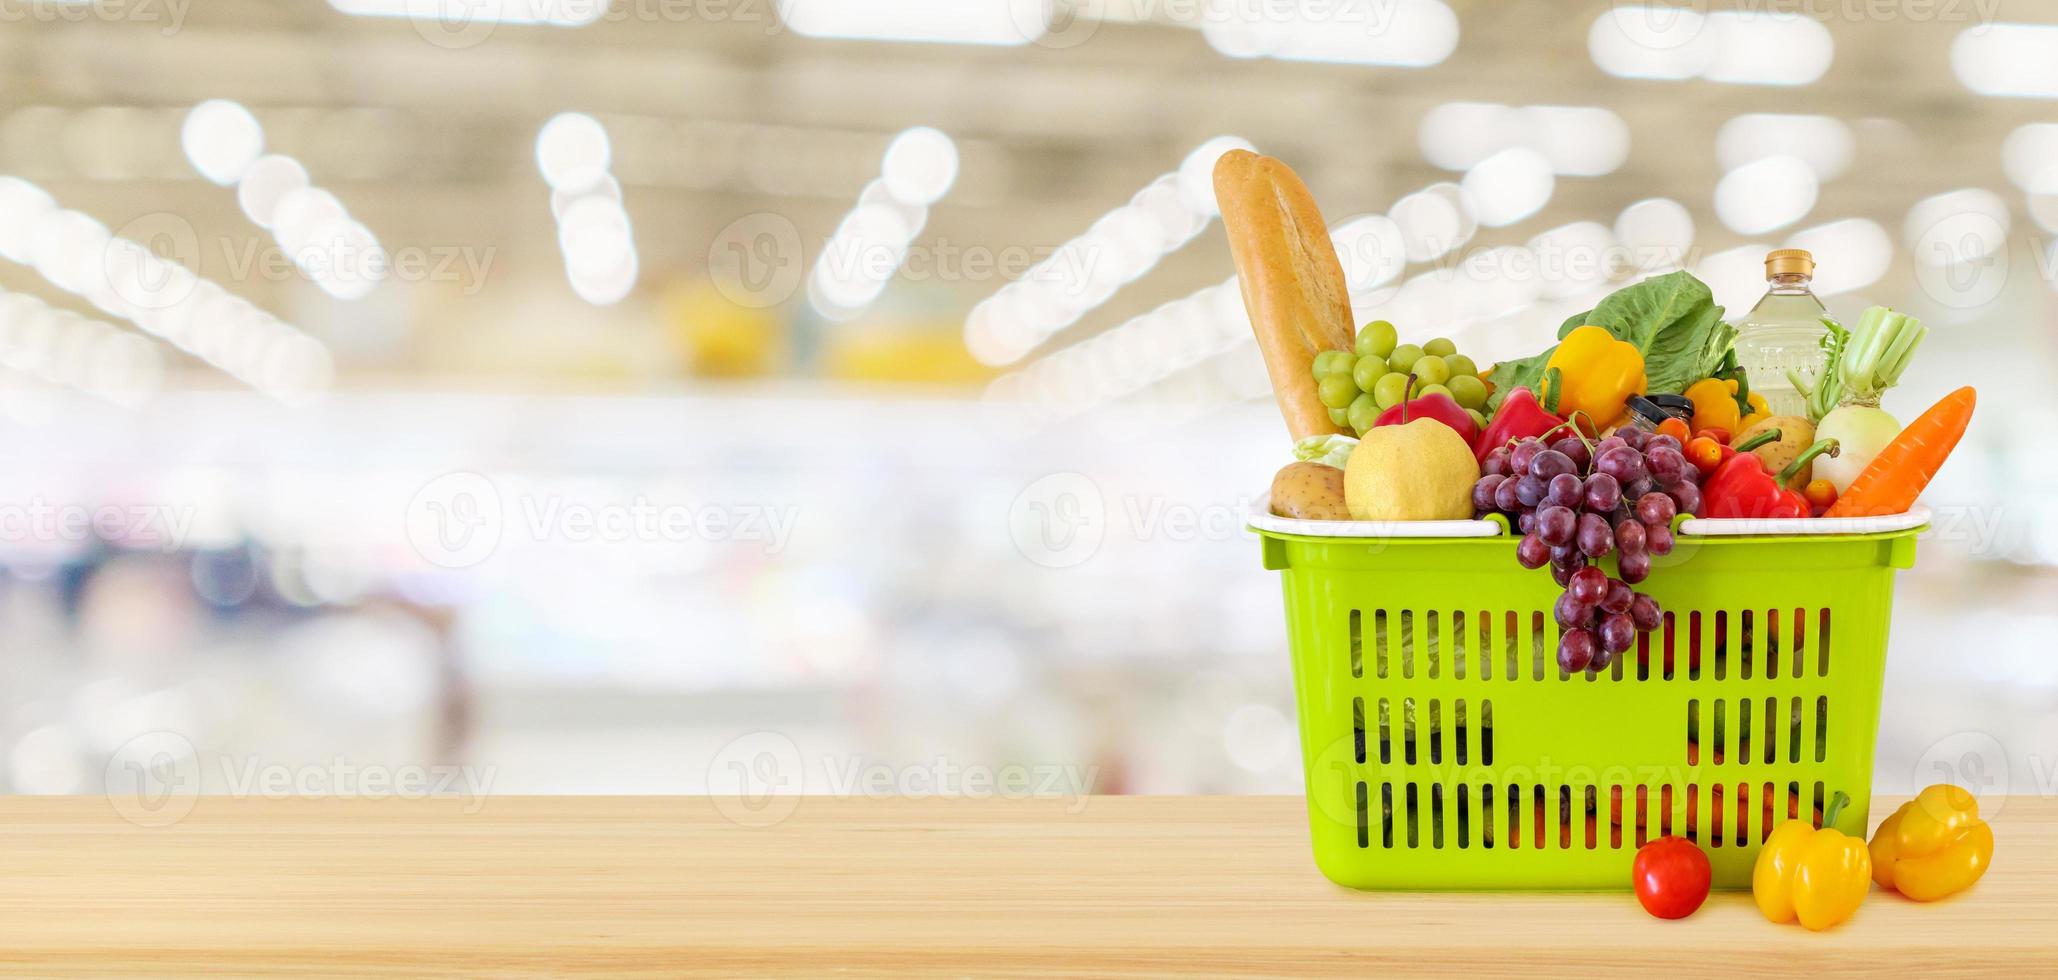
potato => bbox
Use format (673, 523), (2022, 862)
(1270, 461), (1350, 520)
(1736, 415), (1817, 482)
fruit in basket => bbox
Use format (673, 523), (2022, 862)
(1344, 417), (1480, 521)
(1633, 836), (1712, 920)
(1311, 321), (1487, 438)
(1476, 423), (1709, 672)
(1269, 462), (1351, 520)
(1373, 388), (1479, 444)
(1356, 319), (1397, 358)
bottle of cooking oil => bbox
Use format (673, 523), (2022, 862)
(1733, 248), (1828, 418)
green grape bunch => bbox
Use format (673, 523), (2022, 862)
(1309, 320), (1489, 435)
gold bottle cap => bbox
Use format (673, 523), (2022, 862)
(1765, 248), (1814, 278)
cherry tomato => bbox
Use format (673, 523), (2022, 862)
(1633, 836), (1711, 919)
(1698, 426), (1731, 446)
(1655, 417), (1691, 444)
(1803, 479), (1837, 514)
(1684, 437), (1726, 478)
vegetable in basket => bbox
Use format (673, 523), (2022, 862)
(1486, 270), (1733, 413)
(1734, 415), (1819, 483)
(1539, 326), (1647, 430)
(1794, 306), (1930, 493)
(1823, 386), (1975, 518)
(1683, 374), (1770, 437)
(1472, 383), (1568, 462)
(1754, 792), (1872, 931)
(1699, 429), (1840, 520)
(1869, 784), (1994, 902)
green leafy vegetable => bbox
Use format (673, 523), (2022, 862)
(1486, 270), (1735, 410)
(1292, 434), (1357, 469)
(1484, 350), (1553, 412)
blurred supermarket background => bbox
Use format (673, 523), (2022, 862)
(1, 0), (2055, 803)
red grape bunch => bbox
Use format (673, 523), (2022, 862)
(1471, 424), (1703, 673)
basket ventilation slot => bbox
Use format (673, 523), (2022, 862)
(1345, 607), (1832, 683)
(1351, 778), (1840, 851)
(1689, 697), (1831, 767)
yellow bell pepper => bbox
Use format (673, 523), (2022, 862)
(1685, 377), (1770, 435)
(1753, 792), (1872, 931)
(1870, 784), (1994, 902)
(1541, 326), (1646, 429)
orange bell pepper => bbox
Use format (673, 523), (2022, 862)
(1754, 791), (1872, 930)
(1870, 784), (1994, 902)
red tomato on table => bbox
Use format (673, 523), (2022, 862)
(1633, 836), (1711, 919)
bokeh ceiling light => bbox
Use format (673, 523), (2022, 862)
(1461, 148), (1554, 228)
(880, 126), (960, 206)
(1903, 188), (2010, 268)
(1786, 218), (1891, 295)
(1613, 197), (1694, 273)
(1176, 136), (1255, 214)
(1202, 0), (1458, 67)
(1329, 214), (1406, 295)
(2001, 123), (2058, 190)
(1694, 243), (1774, 311)
(0, 178), (331, 402)
(1952, 23), (2058, 99)
(329, 0), (605, 27)
(813, 129), (959, 321)
(536, 113), (613, 191)
(1713, 155), (1817, 234)
(1388, 186), (1468, 263)
(1420, 103), (1629, 176)
(536, 113), (637, 305)
(180, 100), (264, 186)
(1591, 8), (1832, 86)
(236, 155), (310, 229)
(968, 138), (1243, 367)
(777, 0), (1043, 45)
(1716, 113), (1854, 180)
(1526, 221), (1618, 300)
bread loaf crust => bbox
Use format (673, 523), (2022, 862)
(1212, 149), (1356, 440)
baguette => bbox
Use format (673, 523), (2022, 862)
(1212, 149), (1355, 441)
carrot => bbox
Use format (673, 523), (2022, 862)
(1822, 386), (1975, 518)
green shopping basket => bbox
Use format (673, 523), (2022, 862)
(1252, 503), (1928, 890)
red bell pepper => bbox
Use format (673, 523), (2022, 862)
(1473, 385), (1569, 461)
(1701, 434), (1841, 520)
(1375, 391), (1479, 445)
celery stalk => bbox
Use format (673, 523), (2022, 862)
(1837, 305), (1924, 403)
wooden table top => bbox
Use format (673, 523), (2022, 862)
(0, 794), (2038, 976)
